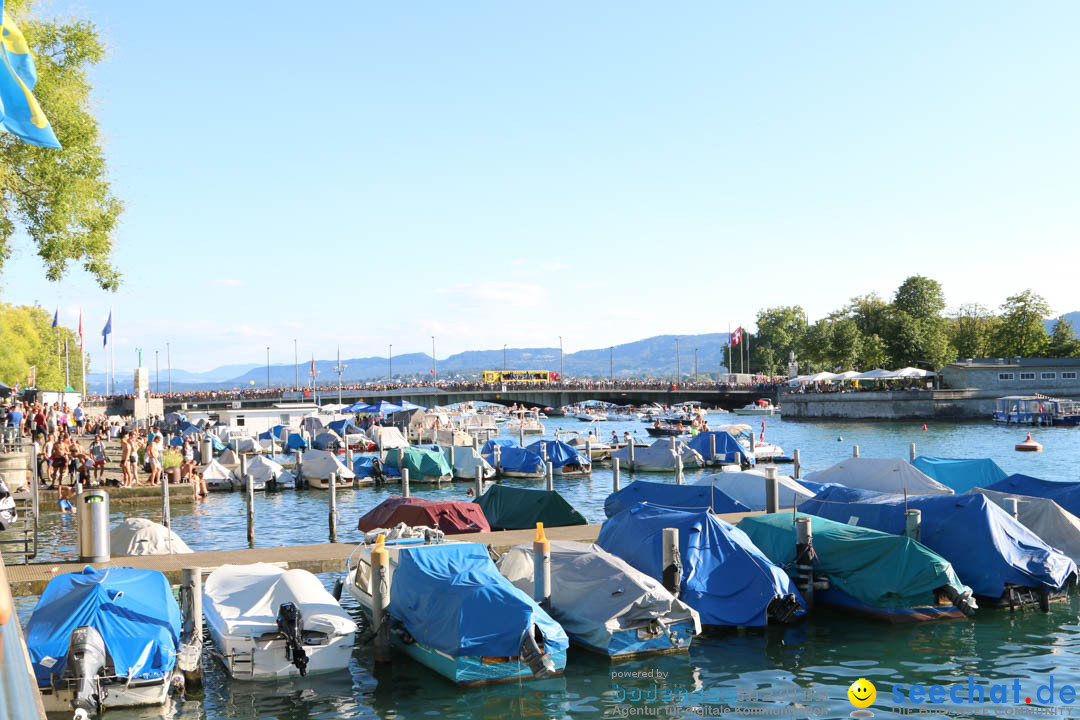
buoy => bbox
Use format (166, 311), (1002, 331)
(837, 436), (843, 442)
(922, 424), (927, 432)
(1015, 432), (1043, 453)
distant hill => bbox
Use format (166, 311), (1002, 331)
(87, 333), (732, 393)
(1046, 312), (1080, 334)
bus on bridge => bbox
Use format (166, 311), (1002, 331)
(480, 370), (556, 384)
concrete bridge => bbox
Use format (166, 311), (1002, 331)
(155, 385), (779, 413)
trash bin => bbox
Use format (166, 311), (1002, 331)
(77, 490), (110, 562)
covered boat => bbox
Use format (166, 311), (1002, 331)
(418, 444), (495, 481)
(368, 426), (409, 450)
(357, 496), (491, 535)
(691, 469), (815, 510)
(687, 431), (749, 465)
(597, 504), (804, 627)
(474, 485), (588, 530)
(202, 459), (238, 492)
(911, 456), (1008, 493)
(985, 474), (1080, 517)
(972, 488), (1080, 563)
(799, 487), (1077, 609)
(604, 480), (750, 518)
(203, 563), (357, 679)
(27, 567), (182, 714)
(110, 518), (193, 556)
(481, 439), (546, 479)
(229, 436), (266, 454)
(346, 541), (568, 684)
(803, 458), (953, 495)
(299, 449), (354, 489)
(609, 438), (704, 472)
(312, 429), (343, 451)
(352, 454), (400, 481)
(246, 455), (290, 490)
(498, 540), (700, 658)
(525, 440), (592, 476)
(738, 513), (976, 623)
(386, 447), (453, 483)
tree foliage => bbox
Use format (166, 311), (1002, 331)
(1047, 316), (1080, 358)
(0, 0), (122, 290)
(0, 302), (87, 389)
(750, 305), (806, 375)
(990, 290), (1051, 358)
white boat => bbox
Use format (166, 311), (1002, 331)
(713, 424), (786, 461)
(733, 399), (780, 416)
(609, 438), (704, 472)
(299, 449), (355, 489)
(202, 459), (238, 492)
(507, 409), (546, 435)
(110, 518), (193, 556)
(203, 563), (357, 680)
(245, 455), (288, 491)
(575, 412), (607, 422)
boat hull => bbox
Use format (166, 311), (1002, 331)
(573, 619), (696, 659)
(305, 475), (354, 490)
(817, 588), (966, 624)
(39, 672), (176, 713)
(206, 622), (355, 680)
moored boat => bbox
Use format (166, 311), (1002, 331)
(525, 439), (592, 476)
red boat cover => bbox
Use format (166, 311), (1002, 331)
(356, 496), (491, 534)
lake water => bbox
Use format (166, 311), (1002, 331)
(11, 412), (1080, 719)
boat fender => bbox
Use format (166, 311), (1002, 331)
(332, 578), (344, 601)
(276, 602), (309, 676)
(65, 625), (108, 718)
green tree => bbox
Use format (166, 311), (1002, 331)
(799, 319), (834, 372)
(848, 293), (891, 339)
(948, 303), (1000, 360)
(751, 306), (807, 375)
(0, 302), (87, 390)
(991, 290), (1051, 358)
(1047, 316), (1080, 358)
(828, 316), (863, 370)
(893, 276), (947, 320)
(885, 309), (952, 370)
(0, 0), (123, 290)
(856, 333), (888, 369)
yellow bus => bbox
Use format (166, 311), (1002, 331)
(482, 370), (553, 383)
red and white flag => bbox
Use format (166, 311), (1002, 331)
(731, 327), (743, 346)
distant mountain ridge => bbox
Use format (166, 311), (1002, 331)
(87, 333), (732, 393)
(1047, 312), (1080, 333)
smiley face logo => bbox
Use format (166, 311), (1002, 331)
(848, 678), (876, 709)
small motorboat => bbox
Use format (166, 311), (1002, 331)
(345, 539), (568, 685)
(202, 459), (238, 492)
(733, 399), (780, 416)
(244, 455), (288, 491)
(203, 563), (357, 679)
(480, 440), (546, 480)
(498, 538), (700, 658)
(299, 449), (355, 489)
(609, 438), (704, 473)
(475, 485), (588, 530)
(644, 423), (684, 437)
(110, 518), (193, 556)
(1016, 433), (1043, 452)
(357, 496), (491, 535)
(27, 567), (183, 716)
(525, 440), (592, 476)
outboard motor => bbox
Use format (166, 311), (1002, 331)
(370, 457), (384, 484)
(520, 625), (555, 678)
(276, 602), (309, 676)
(65, 625), (108, 718)
(766, 593), (803, 624)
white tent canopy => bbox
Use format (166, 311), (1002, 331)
(853, 368), (898, 380)
(692, 468), (815, 510)
(110, 518), (193, 556)
(893, 367), (937, 378)
(831, 370), (862, 381)
(804, 458), (953, 495)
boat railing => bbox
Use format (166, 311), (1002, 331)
(0, 553), (48, 720)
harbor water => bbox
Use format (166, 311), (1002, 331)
(10, 413), (1080, 719)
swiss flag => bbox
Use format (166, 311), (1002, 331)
(731, 327), (743, 346)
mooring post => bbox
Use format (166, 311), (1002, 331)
(853, 445), (860, 458)
(179, 567), (203, 686)
(612, 457), (620, 492)
(675, 453), (684, 485)
(401, 467), (410, 498)
(905, 509), (922, 541)
(1004, 497), (1019, 520)
(371, 535), (391, 663)
(448, 445), (455, 474)
(329, 472), (338, 543)
(519, 426), (525, 448)
(239, 453), (247, 488)
(494, 445), (502, 475)
(245, 465), (255, 548)
(295, 449), (303, 486)
(628, 440), (635, 472)
(795, 516), (814, 609)
(662, 528), (680, 597)
(540, 443), (548, 463)
(346, 444), (353, 470)
(161, 467), (171, 529)
(765, 466), (780, 514)
(475, 464), (483, 498)
(793, 448), (801, 479)
(710, 433), (717, 463)
(546, 461), (554, 491)
(533, 523), (551, 610)
(909, 442), (917, 462)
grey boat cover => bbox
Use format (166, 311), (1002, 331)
(110, 517), (193, 556)
(609, 438), (704, 471)
(804, 458), (953, 495)
(498, 541), (700, 650)
(300, 449), (355, 480)
(202, 459), (237, 491)
(972, 488), (1080, 562)
(691, 469), (815, 510)
(368, 426), (409, 450)
(246, 455), (285, 484)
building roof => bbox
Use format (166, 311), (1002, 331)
(946, 357), (1080, 369)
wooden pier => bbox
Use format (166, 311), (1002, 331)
(4, 511), (759, 596)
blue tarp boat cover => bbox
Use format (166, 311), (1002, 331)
(327, 419), (364, 436)
(388, 543), (569, 657)
(687, 431), (746, 463)
(258, 425), (287, 441)
(596, 503), (804, 626)
(26, 566), (181, 685)
(799, 487), (1077, 597)
(177, 421), (201, 436)
(604, 480), (751, 518)
(481, 440), (545, 475)
(525, 440), (590, 469)
(912, 456), (1008, 493)
(352, 455), (400, 478)
(985, 474), (1080, 518)
(285, 433), (308, 451)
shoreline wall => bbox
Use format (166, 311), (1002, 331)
(781, 388), (1080, 420)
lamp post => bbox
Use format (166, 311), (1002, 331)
(559, 336), (564, 380)
(388, 344), (392, 383)
(294, 339), (298, 390)
(166, 342), (172, 393)
(155, 350), (159, 394)
(332, 346), (347, 404)
(503, 344), (507, 372)
(431, 336), (437, 385)
(266, 346), (271, 389)
(674, 338), (680, 382)
(610, 346), (613, 382)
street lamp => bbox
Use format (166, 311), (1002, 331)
(503, 344), (507, 372)
(166, 342), (172, 393)
(388, 344), (392, 383)
(332, 346), (347, 404)
(431, 336), (437, 384)
(266, 346), (271, 389)
(675, 338), (680, 382)
(559, 336), (564, 380)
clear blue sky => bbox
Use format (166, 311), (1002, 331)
(4, 1), (1078, 372)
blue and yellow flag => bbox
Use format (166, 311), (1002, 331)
(0, 1), (60, 148)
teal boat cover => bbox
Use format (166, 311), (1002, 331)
(26, 566), (181, 685)
(387, 447), (452, 478)
(474, 485), (587, 530)
(389, 543), (568, 657)
(912, 456), (1008, 493)
(738, 513), (971, 609)
(597, 503), (804, 626)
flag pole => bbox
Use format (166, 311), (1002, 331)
(727, 324), (731, 382)
(110, 307), (115, 397)
(64, 339), (69, 390)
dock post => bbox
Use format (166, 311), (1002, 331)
(329, 472), (338, 543)
(475, 464), (484, 498)
(473, 436), (479, 451)
(245, 463), (255, 548)
(628, 440), (635, 472)
(612, 458), (620, 492)
(585, 439), (593, 465)
(371, 535), (392, 663)
(533, 523), (551, 611)
(675, 453), (683, 485)
(179, 567), (203, 686)
(546, 461), (554, 491)
(161, 466), (171, 529)
(765, 466), (780, 514)
(710, 433), (716, 463)
(909, 442), (916, 462)
(852, 445), (860, 458)
(239, 453), (247, 488)
(346, 445), (353, 470)
(750, 431), (756, 455)
(794, 516), (814, 609)
(793, 448), (801, 479)
(494, 445), (502, 475)
(905, 509), (922, 541)
(661, 528), (680, 597)
(519, 427), (525, 448)
(448, 445), (455, 473)
(200, 437), (212, 464)
(540, 443), (548, 463)
(296, 449), (303, 488)
(736, 451), (745, 470)
(1004, 497), (1019, 520)
(401, 468), (410, 498)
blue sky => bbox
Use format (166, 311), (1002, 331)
(4, 1), (1078, 371)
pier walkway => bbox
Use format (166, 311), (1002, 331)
(5, 511), (759, 596)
